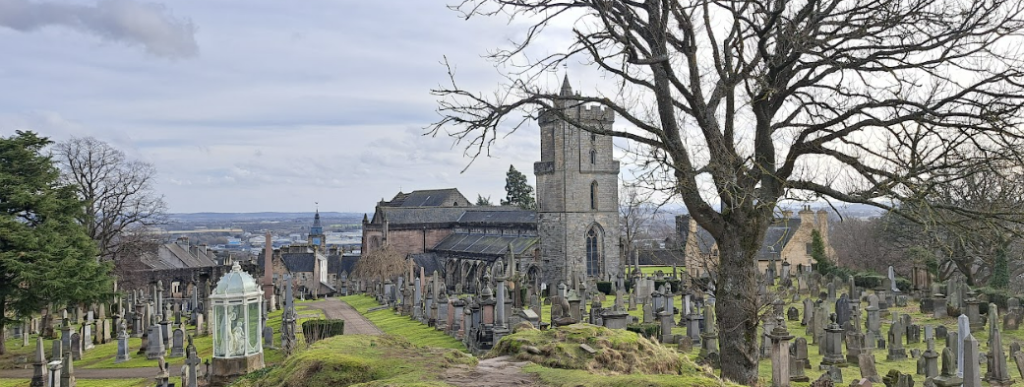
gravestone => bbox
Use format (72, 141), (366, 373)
(986, 303), (1012, 386)
(803, 299), (814, 326)
(958, 314), (970, 378)
(886, 319), (907, 361)
(788, 307), (799, 322)
(1013, 351), (1024, 380)
(263, 326), (274, 349)
(882, 370), (913, 387)
(934, 294), (948, 319)
(790, 338), (810, 382)
(846, 326), (865, 364)
(821, 313), (847, 367)
(794, 337), (811, 370)
(963, 333), (982, 387)
(836, 294), (851, 327)
(935, 326), (948, 342)
(31, 337), (45, 387)
(932, 347), (963, 387)
(858, 352), (881, 382)
(146, 325), (165, 360)
(923, 328), (939, 378)
(169, 327), (184, 358)
(906, 324), (921, 344)
(69, 333), (81, 361)
(115, 327), (130, 364)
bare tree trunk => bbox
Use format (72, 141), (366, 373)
(0, 299), (7, 355)
(715, 231), (760, 384)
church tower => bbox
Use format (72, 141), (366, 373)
(308, 209), (326, 252)
(534, 75), (620, 290)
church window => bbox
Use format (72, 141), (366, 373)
(590, 150), (596, 164)
(586, 227), (602, 276)
(590, 181), (598, 210)
(590, 132), (597, 142)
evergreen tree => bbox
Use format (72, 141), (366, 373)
(475, 194), (493, 206)
(991, 244), (1010, 289)
(0, 131), (112, 354)
(810, 229), (834, 276)
(500, 165), (536, 209)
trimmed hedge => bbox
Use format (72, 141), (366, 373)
(301, 319), (345, 345)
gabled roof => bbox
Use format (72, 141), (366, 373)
(383, 188), (470, 208)
(410, 253), (444, 277)
(756, 218), (802, 261)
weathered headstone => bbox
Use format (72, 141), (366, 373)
(836, 294), (851, 327)
(31, 337), (45, 387)
(169, 327), (184, 358)
(115, 324), (130, 364)
(958, 314), (970, 378)
(986, 303), (1012, 386)
(886, 319), (907, 361)
(146, 324), (165, 360)
(769, 315), (793, 387)
(69, 332), (81, 361)
(790, 337), (810, 382)
(788, 306), (799, 322)
(858, 352), (881, 383)
(932, 347), (963, 387)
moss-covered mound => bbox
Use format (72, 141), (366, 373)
(488, 323), (684, 375)
(231, 335), (474, 387)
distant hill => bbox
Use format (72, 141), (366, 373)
(166, 212), (367, 223)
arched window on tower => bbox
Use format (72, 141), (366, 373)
(586, 226), (602, 276)
(590, 181), (598, 210)
(590, 150), (596, 164)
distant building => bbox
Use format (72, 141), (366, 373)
(678, 206), (834, 278)
(256, 211), (357, 298)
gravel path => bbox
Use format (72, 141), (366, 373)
(0, 298), (382, 380)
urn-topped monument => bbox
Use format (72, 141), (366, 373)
(210, 262), (265, 386)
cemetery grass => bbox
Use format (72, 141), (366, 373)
(230, 334), (470, 387)
(0, 378), (153, 387)
(339, 295), (466, 351)
(0, 306), (324, 370)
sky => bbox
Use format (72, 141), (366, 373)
(0, 0), (633, 214)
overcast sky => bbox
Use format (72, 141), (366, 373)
(0, 0), (636, 214)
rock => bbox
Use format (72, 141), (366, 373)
(579, 344), (597, 354)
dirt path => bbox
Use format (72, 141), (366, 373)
(303, 298), (382, 336)
(441, 356), (544, 387)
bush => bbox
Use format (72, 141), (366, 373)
(626, 323), (661, 339)
(597, 281), (613, 294)
(976, 287), (1013, 311)
(853, 272), (885, 289)
(301, 319), (345, 345)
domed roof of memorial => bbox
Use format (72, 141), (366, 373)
(212, 262), (261, 295)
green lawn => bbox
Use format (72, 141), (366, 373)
(339, 295), (466, 351)
(0, 379), (154, 387)
(1, 305), (326, 371)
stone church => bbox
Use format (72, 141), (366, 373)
(361, 76), (621, 294)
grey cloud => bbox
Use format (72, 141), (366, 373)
(0, 0), (197, 58)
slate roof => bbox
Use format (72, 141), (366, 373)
(431, 232), (539, 258)
(457, 209), (536, 225)
(637, 248), (686, 266)
(281, 252), (317, 273)
(371, 207), (468, 225)
(410, 253), (444, 276)
(328, 254), (360, 277)
(139, 243), (218, 270)
(384, 188), (470, 207)
(755, 218), (802, 261)
(677, 215), (802, 260)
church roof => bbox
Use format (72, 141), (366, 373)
(371, 206), (468, 225)
(431, 232), (539, 258)
(384, 188), (470, 207)
(755, 218), (802, 261)
(456, 208), (536, 225)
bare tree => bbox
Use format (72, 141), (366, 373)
(55, 137), (166, 261)
(620, 183), (657, 271)
(352, 245), (407, 283)
(429, 0), (1024, 381)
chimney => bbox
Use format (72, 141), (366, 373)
(199, 244), (208, 255)
(816, 209), (830, 243)
(798, 206), (814, 224)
